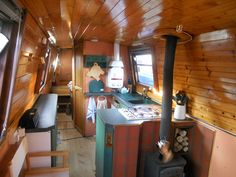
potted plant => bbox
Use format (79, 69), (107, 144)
(173, 91), (188, 120)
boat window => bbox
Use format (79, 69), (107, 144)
(133, 53), (154, 86)
(129, 46), (156, 87)
(40, 47), (51, 86)
(0, 3), (23, 143)
(0, 21), (9, 53)
(35, 44), (51, 93)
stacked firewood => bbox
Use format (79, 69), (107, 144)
(174, 128), (189, 152)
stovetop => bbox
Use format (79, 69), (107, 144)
(119, 105), (161, 120)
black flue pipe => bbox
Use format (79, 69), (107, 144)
(160, 35), (178, 141)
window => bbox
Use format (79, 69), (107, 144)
(40, 47), (51, 86)
(129, 47), (154, 87)
(129, 46), (158, 88)
(35, 44), (51, 93)
(0, 1), (23, 143)
(133, 53), (154, 86)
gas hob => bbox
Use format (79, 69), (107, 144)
(119, 105), (161, 120)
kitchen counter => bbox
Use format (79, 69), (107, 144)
(84, 91), (160, 107)
(97, 109), (194, 126)
(97, 109), (159, 126)
(97, 92), (194, 126)
(113, 92), (160, 107)
(96, 98), (195, 177)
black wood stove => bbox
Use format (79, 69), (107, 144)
(144, 34), (188, 177)
(144, 152), (186, 177)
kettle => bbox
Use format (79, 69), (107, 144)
(120, 87), (129, 94)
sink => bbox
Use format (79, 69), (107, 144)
(115, 92), (159, 106)
(128, 99), (146, 104)
(128, 98), (154, 105)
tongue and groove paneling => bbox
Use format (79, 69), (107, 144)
(155, 28), (236, 134)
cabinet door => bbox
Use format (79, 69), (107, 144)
(72, 43), (85, 134)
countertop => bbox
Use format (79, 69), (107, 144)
(97, 109), (159, 126)
(97, 108), (195, 127)
(113, 92), (161, 107)
(96, 92), (161, 125)
(85, 91), (160, 107)
(96, 92), (195, 127)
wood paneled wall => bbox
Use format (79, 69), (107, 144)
(154, 28), (236, 134)
(209, 128), (236, 177)
(9, 14), (44, 126)
(54, 49), (72, 86)
(80, 41), (131, 136)
(82, 41), (114, 136)
(0, 12), (55, 169)
(83, 41), (131, 86)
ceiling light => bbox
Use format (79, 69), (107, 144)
(0, 33), (9, 53)
(131, 41), (144, 46)
(90, 38), (98, 42)
(39, 17), (43, 25)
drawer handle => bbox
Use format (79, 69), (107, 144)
(105, 133), (113, 147)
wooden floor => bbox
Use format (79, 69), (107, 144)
(57, 113), (96, 177)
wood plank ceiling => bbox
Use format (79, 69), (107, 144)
(19, 0), (236, 48)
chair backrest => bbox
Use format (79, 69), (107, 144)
(8, 136), (69, 177)
(25, 151), (69, 177)
(9, 137), (28, 177)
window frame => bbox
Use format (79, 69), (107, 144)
(129, 46), (158, 89)
(34, 42), (51, 93)
(40, 46), (51, 87)
(0, 13), (25, 143)
(133, 53), (154, 87)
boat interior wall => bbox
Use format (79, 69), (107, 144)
(53, 49), (72, 86)
(136, 28), (236, 135)
(209, 128), (236, 177)
(73, 41), (131, 136)
(0, 0), (236, 176)
(0, 12), (56, 169)
(83, 41), (131, 86)
(11, 13), (55, 126)
(189, 122), (215, 177)
(0, 20), (21, 140)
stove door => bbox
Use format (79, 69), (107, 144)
(160, 166), (184, 177)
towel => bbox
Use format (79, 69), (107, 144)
(67, 81), (72, 91)
(97, 96), (107, 109)
(86, 97), (96, 123)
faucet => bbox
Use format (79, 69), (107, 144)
(142, 87), (149, 99)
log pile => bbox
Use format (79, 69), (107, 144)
(174, 128), (189, 152)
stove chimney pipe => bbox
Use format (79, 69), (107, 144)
(160, 35), (178, 141)
(157, 35), (178, 163)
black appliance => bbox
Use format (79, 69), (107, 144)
(19, 108), (39, 129)
(144, 152), (186, 177)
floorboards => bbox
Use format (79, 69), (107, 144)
(56, 113), (96, 177)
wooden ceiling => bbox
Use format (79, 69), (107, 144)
(19, 0), (236, 48)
